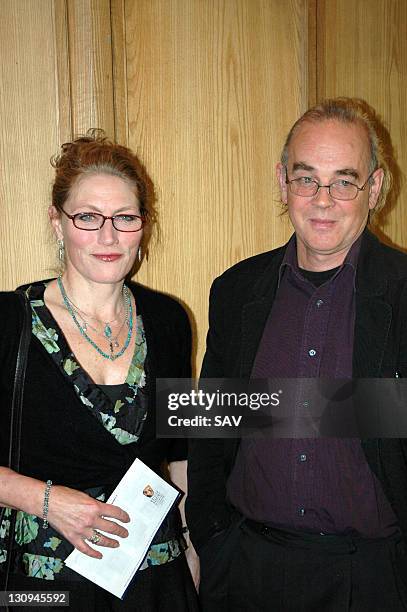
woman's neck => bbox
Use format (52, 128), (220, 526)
(59, 271), (127, 320)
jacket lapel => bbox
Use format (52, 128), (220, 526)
(353, 295), (392, 377)
(353, 230), (392, 377)
(238, 229), (393, 379)
(239, 249), (285, 378)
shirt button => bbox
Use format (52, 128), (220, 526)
(299, 453), (307, 462)
(298, 507), (306, 516)
(308, 349), (317, 357)
(316, 299), (324, 308)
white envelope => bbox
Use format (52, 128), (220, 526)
(65, 458), (180, 598)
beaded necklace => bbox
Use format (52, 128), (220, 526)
(63, 292), (129, 352)
(64, 292), (125, 333)
(57, 276), (133, 361)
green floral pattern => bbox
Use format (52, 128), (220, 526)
(31, 305), (60, 354)
(139, 538), (184, 570)
(63, 358), (80, 375)
(114, 399), (125, 414)
(22, 553), (64, 580)
(0, 509), (11, 539)
(44, 537), (62, 552)
(15, 512), (39, 545)
(0, 282), (183, 582)
(100, 412), (137, 445)
(127, 360), (147, 387)
(0, 509), (11, 564)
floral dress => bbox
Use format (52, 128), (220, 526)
(0, 282), (184, 582)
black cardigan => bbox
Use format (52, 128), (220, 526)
(0, 281), (191, 492)
(187, 230), (407, 551)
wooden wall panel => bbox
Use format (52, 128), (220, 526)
(316, 0), (407, 249)
(119, 0), (310, 366)
(54, 0), (73, 144)
(0, 0), (118, 291)
(66, 0), (116, 138)
(0, 0), (61, 289)
(111, 0), (129, 145)
(5, 0), (404, 371)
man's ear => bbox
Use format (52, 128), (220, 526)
(48, 205), (63, 240)
(276, 162), (288, 204)
(368, 168), (384, 211)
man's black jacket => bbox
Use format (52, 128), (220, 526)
(187, 230), (407, 551)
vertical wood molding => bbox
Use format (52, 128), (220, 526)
(315, 0), (326, 102)
(307, 0), (317, 107)
(116, 0), (308, 366)
(111, 0), (129, 145)
(316, 0), (407, 250)
(0, 0), (61, 289)
(65, 0), (115, 137)
(53, 0), (73, 144)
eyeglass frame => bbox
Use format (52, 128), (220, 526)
(284, 168), (376, 201)
(58, 207), (147, 232)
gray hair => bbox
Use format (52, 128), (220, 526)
(280, 98), (392, 216)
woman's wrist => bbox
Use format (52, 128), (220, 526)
(42, 480), (53, 529)
(0, 469), (52, 518)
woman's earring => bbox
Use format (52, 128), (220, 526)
(57, 238), (65, 262)
(138, 247), (142, 262)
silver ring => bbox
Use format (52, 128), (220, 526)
(89, 530), (102, 545)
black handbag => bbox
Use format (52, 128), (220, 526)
(0, 290), (32, 597)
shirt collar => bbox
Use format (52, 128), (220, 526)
(278, 233), (362, 289)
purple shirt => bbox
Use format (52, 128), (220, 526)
(227, 235), (398, 537)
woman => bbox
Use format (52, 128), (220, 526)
(0, 131), (199, 610)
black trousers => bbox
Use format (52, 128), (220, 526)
(199, 518), (407, 612)
(4, 554), (199, 612)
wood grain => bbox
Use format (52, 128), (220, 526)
(120, 0), (308, 367)
(317, 0), (407, 250)
(54, 0), (73, 144)
(308, 0), (317, 107)
(66, 0), (115, 138)
(4, 0), (405, 373)
(0, 0), (61, 289)
(111, 0), (129, 145)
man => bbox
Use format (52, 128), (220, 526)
(186, 98), (407, 611)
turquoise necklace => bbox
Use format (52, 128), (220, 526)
(63, 292), (128, 349)
(57, 276), (133, 361)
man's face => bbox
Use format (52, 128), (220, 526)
(277, 119), (384, 270)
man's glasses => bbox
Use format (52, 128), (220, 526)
(285, 169), (375, 201)
(60, 208), (146, 232)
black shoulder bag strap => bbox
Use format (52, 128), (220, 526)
(1, 290), (32, 593)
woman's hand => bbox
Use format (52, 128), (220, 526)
(47, 485), (130, 559)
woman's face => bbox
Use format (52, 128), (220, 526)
(50, 173), (143, 285)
